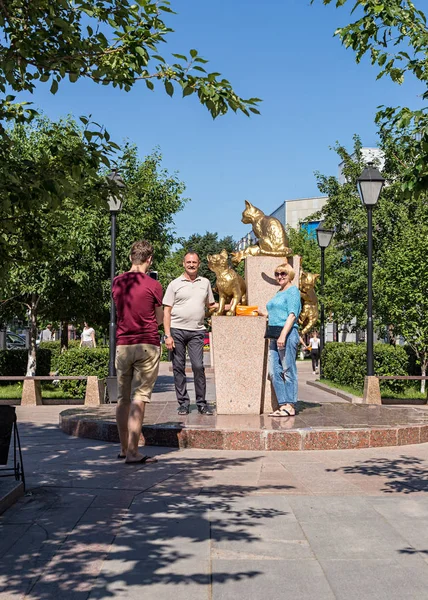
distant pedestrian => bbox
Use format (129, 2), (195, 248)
(80, 322), (96, 348)
(163, 251), (216, 416)
(309, 331), (320, 375)
(112, 240), (163, 464)
(39, 324), (53, 342)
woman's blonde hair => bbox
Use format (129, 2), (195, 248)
(275, 263), (295, 281)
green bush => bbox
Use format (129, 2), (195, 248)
(55, 347), (109, 397)
(39, 340), (81, 370)
(322, 342), (410, 393)
(161, 345), (169, 362)
(0, 349), (51, 377)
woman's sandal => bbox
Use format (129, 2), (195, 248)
(269, 406), (297, 417)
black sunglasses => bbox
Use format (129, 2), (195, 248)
(275, 271), (289, 277)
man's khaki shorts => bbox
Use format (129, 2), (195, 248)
(116, 343), (161, 405)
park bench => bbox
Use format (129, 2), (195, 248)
(363, 375), (428, 405)
(0, 376), (104, 406)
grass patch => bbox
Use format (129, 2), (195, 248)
(0, 382), (77, 400)
(320, 378), (426, 400)
(320, 379), (362, 397)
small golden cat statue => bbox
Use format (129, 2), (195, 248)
(299, 270), (320, 334)
(231, 200), (293, 264)
(207, 249), (247, 316)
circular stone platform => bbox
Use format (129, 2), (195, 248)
(59, 402), (428, 451)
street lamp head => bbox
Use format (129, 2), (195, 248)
(357, 162), (385, 207)
(316, 221), (335, 249)
(107, 170), (125, 213)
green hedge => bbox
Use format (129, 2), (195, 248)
(55, 347), (109, 397)
(322, 342), (410, 392)
(38, 340), (80, 371)
(1, 342), (168, 397)
(0, 349), (51, 378)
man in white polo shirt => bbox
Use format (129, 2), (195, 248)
(163, 252), (215, 415)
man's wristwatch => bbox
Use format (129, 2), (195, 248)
(164, 334), (170, 339)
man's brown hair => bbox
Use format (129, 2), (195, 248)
(130, 240), (153, 264)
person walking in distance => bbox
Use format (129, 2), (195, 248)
(163, 252), (216, 415)
(309, 330), (321, 375)
(80, 322), (96, 348)
(39, 324), (53, 342)
(112, 240), (163, 464)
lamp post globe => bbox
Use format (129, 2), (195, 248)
(357, 163), (385, 377)
(316, 221), (334, 378)
(107, 170), (125, 380)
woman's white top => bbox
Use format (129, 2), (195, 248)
(81, 327), (95, 342)
(309, 337), (320, 350)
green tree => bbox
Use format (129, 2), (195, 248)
(165, 232), (237, 288)
(287, 226), (322, 276)
(314, 134), (428, 388)
(0, 120), (187, 372)
(115, 146), (187, 274)
(374, 196), (428, 392)
(0, 1), (261, 271)
(0, 114), (116, 270)
(315, 0), (428, 194)
(0, 0), (260, 125)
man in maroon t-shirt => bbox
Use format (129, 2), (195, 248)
(112, 240), (163, 464)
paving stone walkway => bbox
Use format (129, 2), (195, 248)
(0, 402), (428, 599)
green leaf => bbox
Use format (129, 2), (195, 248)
(182, 85), (194, 97)
(165, 80), (174, 97)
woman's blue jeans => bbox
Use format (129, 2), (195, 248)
(268, 328), (299, 406)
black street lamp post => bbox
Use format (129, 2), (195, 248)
(316, 221), (334, 378)
(357, 163), (385, 377)
(107, 170), (125, 378)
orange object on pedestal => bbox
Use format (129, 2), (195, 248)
(236, 305), (259, 316)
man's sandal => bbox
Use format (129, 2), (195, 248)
(124, 455), (158, 465)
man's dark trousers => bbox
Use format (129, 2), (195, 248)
(171, 328), (206, 409)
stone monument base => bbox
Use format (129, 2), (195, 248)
(211, 316), (277, 415)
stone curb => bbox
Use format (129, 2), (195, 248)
(0, 481), (24, 516)
(306, 380), (361, 403)
(59, 411), (428, 451)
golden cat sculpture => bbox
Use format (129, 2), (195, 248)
(231, 200), (293, 264)
(207, 249), (247, 316)
(299, 270), (319, 335)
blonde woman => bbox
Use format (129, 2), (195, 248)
(260, 263), (301, 417)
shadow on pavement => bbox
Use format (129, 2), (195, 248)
(326, 455), (428, 494)
(0, 420), (295, 599)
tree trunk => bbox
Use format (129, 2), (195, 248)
(421, 361), (427, 395)
(60, 321), (69, 353)
(26, 294), (38, 377)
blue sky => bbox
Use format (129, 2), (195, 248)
(18, 0), (423, 242)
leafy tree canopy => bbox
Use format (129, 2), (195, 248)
(1, 118), (187, 370)
(314, 0), (428, 194)
(0, 0), (261, 124)
(311, 133), (428, 386)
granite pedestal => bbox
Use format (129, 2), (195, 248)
(212, 255), (302, 415)
(211, 316), (267, 414)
